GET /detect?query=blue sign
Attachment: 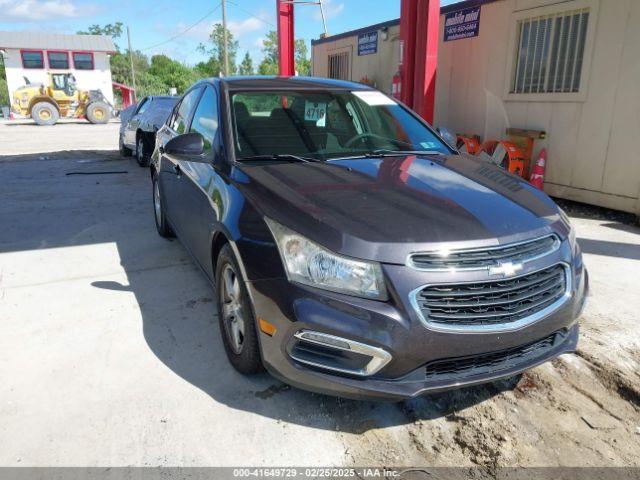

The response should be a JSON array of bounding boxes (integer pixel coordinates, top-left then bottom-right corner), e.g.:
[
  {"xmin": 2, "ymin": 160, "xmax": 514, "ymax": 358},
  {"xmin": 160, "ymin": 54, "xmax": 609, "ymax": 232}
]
[
  {"xmin": 444, "ymin": 6, "xmax": 481, "ymax": 42},
  {"xmin": 358, "ymin": 31, "xmax": 378, "ymax": 56}
]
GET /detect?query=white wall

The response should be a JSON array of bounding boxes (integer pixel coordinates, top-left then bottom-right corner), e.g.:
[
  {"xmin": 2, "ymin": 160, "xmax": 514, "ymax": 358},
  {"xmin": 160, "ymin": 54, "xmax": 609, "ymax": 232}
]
[
  {"xmin": 434, "ymin": 0, "xmax": 640, "ymax": 214},
  {"xmin": 3, "ymin": 49, "xmax": 114, "ymax": 106}
]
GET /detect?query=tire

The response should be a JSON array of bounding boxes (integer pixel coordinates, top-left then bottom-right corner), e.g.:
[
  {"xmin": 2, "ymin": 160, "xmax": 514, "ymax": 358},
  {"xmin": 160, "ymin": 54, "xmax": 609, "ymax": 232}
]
[
  {"xmin": 119, "ymin": 134, "xmax": 132, "ymax": 157},
  {"xmin": 31, "ymin": 102, "xmax": 59, "ymax": 126},
  {"xmin": 215, "ymin": 244, "xmax": 263, "ymax": 375},
  {"xmin": 136, "ymin": 135, "xmax": 149, "ymax": 167},
  {"xmin": 152, "ymin": 172, "xmax": 174, "ymax": 238},
  {"xmin": 86, "ymin": 101, "xmax": 110, "ymax": 124}
]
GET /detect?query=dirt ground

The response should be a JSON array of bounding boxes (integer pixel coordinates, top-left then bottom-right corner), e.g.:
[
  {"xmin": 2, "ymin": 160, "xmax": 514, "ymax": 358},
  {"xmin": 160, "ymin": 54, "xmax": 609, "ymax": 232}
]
[{"xmin": 0, "ymin": 121, "xmax": 638, "ymax": 470}]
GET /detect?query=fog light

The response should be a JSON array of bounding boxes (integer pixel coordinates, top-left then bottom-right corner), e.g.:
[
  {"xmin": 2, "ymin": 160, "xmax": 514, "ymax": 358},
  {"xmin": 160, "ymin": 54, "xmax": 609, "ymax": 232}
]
[{"xmin": 290, "ymin": 330, "xmax": 392, "ymax": 376}]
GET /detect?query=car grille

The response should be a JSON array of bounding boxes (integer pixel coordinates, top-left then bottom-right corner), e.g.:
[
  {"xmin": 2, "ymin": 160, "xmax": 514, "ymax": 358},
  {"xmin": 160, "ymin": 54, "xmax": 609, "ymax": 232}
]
[
  {"xmin": 425, "ymin": 330, "xmax": 564, "ymax": 380},
  {"xmin": 415, "ymin": 264, "xmax": 567, "ymax": 327},
  {"xmin": 409, "ymin": 235, "xmax": 559, "ymax": 271}
]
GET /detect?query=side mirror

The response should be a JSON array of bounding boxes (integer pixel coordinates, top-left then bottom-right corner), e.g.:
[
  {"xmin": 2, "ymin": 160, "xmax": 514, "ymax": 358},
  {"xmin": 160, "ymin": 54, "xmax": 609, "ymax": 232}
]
[{"xmin": 164, "ymin": 132, "xmax": 205, "ymax": 157}]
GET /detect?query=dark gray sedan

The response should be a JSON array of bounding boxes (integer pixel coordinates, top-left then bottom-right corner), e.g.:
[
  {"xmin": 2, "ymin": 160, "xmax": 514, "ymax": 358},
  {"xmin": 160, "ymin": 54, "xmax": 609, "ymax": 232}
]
[
  {"xmin": 119, "ymin": 96, "xmax": 177, "ymax": 166},
  {"xmin": 150, "ymin": 76, "xmax": 588, "ymax": 401}
]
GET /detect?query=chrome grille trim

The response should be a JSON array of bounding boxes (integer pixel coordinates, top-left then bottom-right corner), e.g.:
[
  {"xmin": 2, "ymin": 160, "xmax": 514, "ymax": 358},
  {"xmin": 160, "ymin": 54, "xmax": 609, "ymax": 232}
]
[
  {"xmin": 409, "ymin": 263, "xmax": 572, "ymax": 334},
  {"xmin": 407, "ymin": 234, "xmax": 560, "ymax": 272},
  {"xmin": 290, "ymin": 330, "xmax": 392, "ymax": 377}
]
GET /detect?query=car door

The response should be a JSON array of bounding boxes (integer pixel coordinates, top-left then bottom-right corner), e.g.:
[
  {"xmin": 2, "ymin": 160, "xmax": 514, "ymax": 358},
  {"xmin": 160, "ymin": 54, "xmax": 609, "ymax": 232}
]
[
  {"xmin": 173, "ymin": 85, "xmax": 222, "ymax": 271},
  {"xmin": 157, "ymin": 87, "xmax": 204, "ymax": 238},
  {"xmin": 124, "ymin": 97, "xmax": 149, "ymax": 147}
]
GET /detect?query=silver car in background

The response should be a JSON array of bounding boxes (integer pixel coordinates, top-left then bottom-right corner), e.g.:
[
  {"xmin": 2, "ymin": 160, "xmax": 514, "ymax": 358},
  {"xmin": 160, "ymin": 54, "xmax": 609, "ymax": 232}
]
[{"xmin": 119, "ymin": 96, "xmax": 177, "ymax": 166}]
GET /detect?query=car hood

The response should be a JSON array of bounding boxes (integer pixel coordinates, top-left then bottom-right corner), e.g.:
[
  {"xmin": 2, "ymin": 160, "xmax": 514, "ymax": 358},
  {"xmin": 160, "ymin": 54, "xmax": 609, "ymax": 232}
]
[{"xmin": 235, "ymin": 154, "xmax": 564, "ymax": 264}]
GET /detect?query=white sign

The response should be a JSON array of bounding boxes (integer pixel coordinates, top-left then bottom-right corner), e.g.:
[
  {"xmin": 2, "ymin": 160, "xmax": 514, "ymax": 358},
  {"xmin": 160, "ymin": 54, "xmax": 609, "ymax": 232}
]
[
  {"xmin": 304, "ymin": 101, "xmax": 327, "ymax": 127},
  {"xmin": 352, "ymin": 91, "xmax": 397, "ymax": 106}
]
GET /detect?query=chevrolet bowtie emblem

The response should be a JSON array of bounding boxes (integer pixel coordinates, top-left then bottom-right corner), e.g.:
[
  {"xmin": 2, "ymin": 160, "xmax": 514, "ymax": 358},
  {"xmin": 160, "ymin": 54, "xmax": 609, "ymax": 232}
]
[{"xmin": 488, "ymin": 261, "xmax": 523, "ymax": 277}]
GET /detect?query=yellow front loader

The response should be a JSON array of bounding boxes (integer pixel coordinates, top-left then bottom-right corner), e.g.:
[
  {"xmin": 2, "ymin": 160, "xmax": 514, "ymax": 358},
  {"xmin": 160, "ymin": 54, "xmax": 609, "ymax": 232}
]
[{"xmin": 11, "ymin": 73, "xmax": 112, "ymax": 126}]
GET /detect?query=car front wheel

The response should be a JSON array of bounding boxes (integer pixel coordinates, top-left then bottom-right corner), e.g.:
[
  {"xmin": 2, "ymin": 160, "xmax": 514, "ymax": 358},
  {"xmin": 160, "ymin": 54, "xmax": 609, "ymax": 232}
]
[
  {"xmin": 136, "ymin": 136, "xmax": 149, "ymax": 167},
  {"xmin": 152, "ymin": 173, "xmax": 174, "ymax": 238},
  {"xmin": 215, "ymin": 244, "xmax": 263, "ymax": 374}
]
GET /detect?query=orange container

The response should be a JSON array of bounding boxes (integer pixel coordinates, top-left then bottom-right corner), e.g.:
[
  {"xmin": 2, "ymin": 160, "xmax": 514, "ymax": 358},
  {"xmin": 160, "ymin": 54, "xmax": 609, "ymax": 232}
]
[
  {"xmin": 456, "ymin": 136, "xmax": 480, "ymax": 155},
  {"xmin": 477, "ymin": 140, "xmax": 526, "ymax": 178}
]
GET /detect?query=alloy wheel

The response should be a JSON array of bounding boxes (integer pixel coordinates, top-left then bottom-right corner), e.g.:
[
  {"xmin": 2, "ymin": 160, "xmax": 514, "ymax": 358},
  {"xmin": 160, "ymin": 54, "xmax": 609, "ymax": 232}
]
[
  {"xmin": 220, "ymin": 264, "xmax": 246, "ymax": 354},
  {"xmin": 137, "ymin": 138, "xmax": 144, "ymax": 163},
  {"xmin": 153, "ymin": 180, "xmax": 162, "ymax": 227}
]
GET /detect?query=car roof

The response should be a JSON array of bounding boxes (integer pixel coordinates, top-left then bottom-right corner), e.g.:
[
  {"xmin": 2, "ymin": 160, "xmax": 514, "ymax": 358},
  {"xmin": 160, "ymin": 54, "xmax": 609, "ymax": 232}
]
[{"xmin": 199, "ymin": 76, "xmax": 375, "ymax": 91}]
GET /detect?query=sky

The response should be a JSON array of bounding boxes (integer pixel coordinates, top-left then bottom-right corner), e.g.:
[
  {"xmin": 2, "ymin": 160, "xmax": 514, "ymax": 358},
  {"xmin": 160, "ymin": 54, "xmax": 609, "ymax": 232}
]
[{"xmin": 0, "ymin": 0, "xmax": 461, "ymax": 66}]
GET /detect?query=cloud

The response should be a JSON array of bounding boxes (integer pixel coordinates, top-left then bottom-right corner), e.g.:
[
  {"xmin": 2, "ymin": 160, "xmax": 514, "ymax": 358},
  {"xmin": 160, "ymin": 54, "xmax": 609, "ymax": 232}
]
[
  {"xmin": 170, "ymin": 16, "xmax": 266, "ymax": 43},
  {"xmin": 313, "ymin": 0, "xmax": 344, "ymax": 20},
  {"xmin": 0, "ymin": 0, "xmax": 95, "ymax": 21},
  {"xmin": 228, "ymin": 17, "xmax": 264, "ymax": 38},
  {"xmin": 169, "ymin": 20, "xmax": 213, "ymax": 42}
]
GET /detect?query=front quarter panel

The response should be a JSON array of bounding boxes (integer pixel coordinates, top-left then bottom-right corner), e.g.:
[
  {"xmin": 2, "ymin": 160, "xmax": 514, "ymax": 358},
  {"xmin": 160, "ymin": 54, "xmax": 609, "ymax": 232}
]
[{"xmin": 214, "ymin": 165, "xmax": 286, "ymax": 282}]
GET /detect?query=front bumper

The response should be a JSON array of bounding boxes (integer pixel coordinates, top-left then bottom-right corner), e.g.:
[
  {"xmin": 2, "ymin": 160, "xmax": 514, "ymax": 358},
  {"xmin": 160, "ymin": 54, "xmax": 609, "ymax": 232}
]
[{"xmin": 247, "ymin": 258, "xmax": 588, "ymax": 401}]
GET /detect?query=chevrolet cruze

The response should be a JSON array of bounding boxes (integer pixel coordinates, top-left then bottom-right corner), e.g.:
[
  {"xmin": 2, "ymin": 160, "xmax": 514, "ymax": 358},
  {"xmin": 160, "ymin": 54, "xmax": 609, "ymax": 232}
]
[{"xmin": 150, "ymin": 76, "xmax": 588, "ymax": 400}]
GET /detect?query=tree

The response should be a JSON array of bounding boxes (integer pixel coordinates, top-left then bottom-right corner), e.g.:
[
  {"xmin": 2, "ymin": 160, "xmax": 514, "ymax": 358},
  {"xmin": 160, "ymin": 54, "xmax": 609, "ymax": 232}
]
[
  {"xmin": 135, "ymin": 72, "xmax": 169, "ymax": 97},
  {"xmin": 193, "ymin": 58, "xmax": 221, "ymax": 78},
  {"xmin": 258, "ymin": 31, "xmax": 278, "ymax": 75},
  {"xmin": 148, "ymin": 55, "xmax": 197, "ymax": 94},
  {"xmin": 258, "ymin": 31, "xmax": 310, "ymax": 75},
  {"xmin": 0, "ymin": 78, "xmax": 8, "ymax": 107},
  {"xmin": 110, "ymin": 50, "xmax": 149, "ymax": 86},
  {"xmin": 0, "ymin": 56, "xmax": 8, "ymax": 107},
  {"xmin": 295, "ymin": 39, "xmax": 311, "ymax": 76},
  {"xmin": 198, "ymin": 23, "xmax": 238, "ymax": 75},
  {"xmin": 238, "ymin": 52, "xmax": 254, "ymax": 76},
  {"xmin": 77, "ymin": 22, "xmax": 124, "ymax": 49}
]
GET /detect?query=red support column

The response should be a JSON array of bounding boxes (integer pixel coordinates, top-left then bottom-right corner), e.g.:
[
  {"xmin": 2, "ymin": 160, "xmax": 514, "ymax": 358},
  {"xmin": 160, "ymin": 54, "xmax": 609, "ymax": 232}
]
[
  {"xmin": 277, "ymin": 0, "xmax": 295, "ymax": 76},
  {"xmin": 412, "ymin": 0, "xmax": 440, "ymax": 123},
  {"xmin": 399, "ymin": 0, "xmax": 418, "ymax": 107}
]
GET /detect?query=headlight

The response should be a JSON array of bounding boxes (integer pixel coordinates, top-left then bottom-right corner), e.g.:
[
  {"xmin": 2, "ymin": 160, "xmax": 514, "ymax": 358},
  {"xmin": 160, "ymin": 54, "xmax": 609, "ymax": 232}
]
[{"xmin": 266, "ymin": 218, "xmax": 387, "ymax": 300}]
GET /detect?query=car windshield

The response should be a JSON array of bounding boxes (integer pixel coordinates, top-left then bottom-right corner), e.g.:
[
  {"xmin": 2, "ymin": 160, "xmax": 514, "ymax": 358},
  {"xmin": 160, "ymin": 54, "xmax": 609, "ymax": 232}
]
[{"xmin": 230, "ymin": 90, "xmax": 452, "ymax": 161}]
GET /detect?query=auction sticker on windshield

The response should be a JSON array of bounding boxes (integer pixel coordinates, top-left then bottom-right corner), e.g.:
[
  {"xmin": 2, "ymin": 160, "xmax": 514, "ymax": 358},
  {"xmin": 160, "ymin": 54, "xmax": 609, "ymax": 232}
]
[
  {"xmin": 352, "ymin": 91, "xmax": 396, "ymax": 106},
  {"xmin": 304, "ymin": 101, "xmax": 327, "ymax": 127}
]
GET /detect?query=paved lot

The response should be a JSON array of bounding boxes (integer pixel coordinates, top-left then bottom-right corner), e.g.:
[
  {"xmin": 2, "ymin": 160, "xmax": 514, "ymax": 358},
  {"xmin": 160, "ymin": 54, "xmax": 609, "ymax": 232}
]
[
  {"xmin": 0, "ymin": 119, "xmax": 118, "ymax": 155},
  {"xmin": 0, "ymin": 122, "xmax": 638, "ymax": 468}
]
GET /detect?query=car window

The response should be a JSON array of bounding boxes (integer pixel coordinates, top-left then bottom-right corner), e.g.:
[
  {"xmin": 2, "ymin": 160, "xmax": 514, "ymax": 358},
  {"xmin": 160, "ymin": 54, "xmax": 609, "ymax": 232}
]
[
  {"xmin": 157, "ymin": 98, "xmax": 178, "ymax": 107},
  {"xmin": 136, "ymin": 98, "xmax": 150, "ymax": 115},
  {"xmin": 51, "ymin": 74, "xmax": 67, "ymax": 90},
  {"xmin": 189, "ymin": 86, "xmax": 218, "ymax": 154},
  {"xmin": 171, "ymin": 88, "xmax": 203, "ymax": 134}
]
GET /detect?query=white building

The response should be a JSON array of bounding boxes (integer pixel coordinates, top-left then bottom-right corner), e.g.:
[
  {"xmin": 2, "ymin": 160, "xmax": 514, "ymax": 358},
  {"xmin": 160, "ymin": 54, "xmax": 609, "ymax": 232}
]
[
  {"xmin": 0, "ymin": 31, "xmax": 117, "ymax": 106},
  {"xmin": 312, "ymin": 0, "xmax": 640, "ymax": 215}
]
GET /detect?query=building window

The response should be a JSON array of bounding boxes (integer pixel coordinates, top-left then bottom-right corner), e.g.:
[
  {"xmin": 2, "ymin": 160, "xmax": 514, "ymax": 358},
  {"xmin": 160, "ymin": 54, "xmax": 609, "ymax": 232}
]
[
  {"xmin": 47, "ymin": 51, "xmax": 69, "ymax": 69},
  {"xmin": 511, "ymin": 8, "xmax": 590, "ymax": 94},
  {"xmin": 328, "ymin": 52, "xmax": 350, "ymax": 80},
  {"xmin": 73, "ymin": 52, "xmax": 94, "ymax": 70},
  {"xmin": 21, "ymin": 50, "xmax": 44, "ymax": 69}
]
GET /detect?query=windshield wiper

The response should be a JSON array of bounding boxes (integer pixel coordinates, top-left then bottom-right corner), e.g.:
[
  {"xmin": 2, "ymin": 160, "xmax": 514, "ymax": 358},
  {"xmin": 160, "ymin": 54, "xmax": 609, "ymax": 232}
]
[
  {"xmin": 371, "ymin": 149, "xmax": 446, "ymax": 156},
  {"xmin": 237, "ymin": 154, "xmax": 320, "ymax": 163},
  {"xmin": 327, "ymin": 150, "xmax": 445, "ymax": 161}
]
